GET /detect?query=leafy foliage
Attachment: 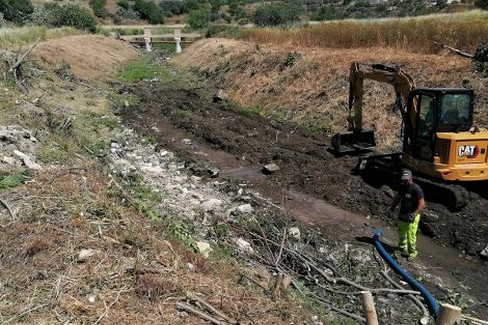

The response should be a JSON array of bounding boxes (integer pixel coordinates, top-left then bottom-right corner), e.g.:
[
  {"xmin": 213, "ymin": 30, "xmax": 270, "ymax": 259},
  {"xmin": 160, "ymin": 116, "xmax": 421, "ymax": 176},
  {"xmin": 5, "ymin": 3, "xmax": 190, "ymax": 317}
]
[
  {"xmin": 253, "ymin": 2, "xmax": 301, "ymax": 27},
  {"xmin": 89, "ymin": 0, "xmax": 107, "ymax": 18},
  {"xmin": 473, "ymin": 42, "xmax": 488, "ymax": 76},
  {"xmin": 0, "ymin": 171, "xmax": 30, "ymax": 190},
  {"xmin": 134, "ymin": 0, "xmax": 165, "ymax": 24},
  {"xmin": 159, "ymin": 1, "xmax": 189, "ymax": 16},
  {"xmin": 475, "ymin": 0, "xmax": 488, "ymax": 10},
  {"xmin": 0, "ymin": 0, "xmax": 34, "ymax": 25},
  {"xmin": 31, "ymin": 4, "xmax": 96, "ymax": 33},
  {"xmin": 188, "ymin": 9, "xmax": 209, "ymax": 30}
]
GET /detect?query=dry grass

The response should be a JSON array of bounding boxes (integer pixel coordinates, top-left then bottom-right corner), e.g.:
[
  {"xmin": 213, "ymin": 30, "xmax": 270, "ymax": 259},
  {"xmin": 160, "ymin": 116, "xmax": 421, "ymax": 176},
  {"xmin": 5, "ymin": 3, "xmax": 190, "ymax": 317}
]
[
  {"xmin": 172, "ymin": 37, "xmax": 487, "ymax": 149},
  {"xmin": 0, "ymin": 26, "xmax": 82, "ymax": 50},
  {"xmin": 0, "ymin": 169, "xmax": 313, "ymax": 324},
  {"xmin": 33, "ymin": 35, "xmax": 139, "ymax": 81},
  {"xmin": 239, "ymin": 11, "xmax": 488, "ymax": 54}
]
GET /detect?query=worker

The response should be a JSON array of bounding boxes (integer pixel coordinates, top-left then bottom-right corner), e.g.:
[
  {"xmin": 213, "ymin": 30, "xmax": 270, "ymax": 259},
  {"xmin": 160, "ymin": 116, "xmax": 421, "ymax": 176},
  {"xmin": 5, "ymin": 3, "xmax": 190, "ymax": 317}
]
[{"xmin": 389, "ymin": 169, "xmax": 426, "ymax": 261}]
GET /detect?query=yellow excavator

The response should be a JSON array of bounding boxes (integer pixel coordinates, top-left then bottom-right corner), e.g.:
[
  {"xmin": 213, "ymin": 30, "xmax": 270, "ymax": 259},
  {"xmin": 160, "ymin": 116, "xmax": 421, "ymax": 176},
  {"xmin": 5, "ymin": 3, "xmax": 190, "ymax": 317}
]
[{"xmin": 331, "ymin": 61, "xmax": 488, "ymax": 209}]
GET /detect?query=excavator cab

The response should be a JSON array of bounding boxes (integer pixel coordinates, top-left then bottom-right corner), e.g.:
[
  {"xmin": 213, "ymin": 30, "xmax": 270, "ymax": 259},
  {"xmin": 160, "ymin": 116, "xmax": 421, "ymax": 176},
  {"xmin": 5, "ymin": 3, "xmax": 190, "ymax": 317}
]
[
  {"xmin": 402, "ymin": 88, "xmax": 488, "ymax": 182},
  {"xmin": 403, "ymin": 88, "xmax": 474, "ymax": 163}
]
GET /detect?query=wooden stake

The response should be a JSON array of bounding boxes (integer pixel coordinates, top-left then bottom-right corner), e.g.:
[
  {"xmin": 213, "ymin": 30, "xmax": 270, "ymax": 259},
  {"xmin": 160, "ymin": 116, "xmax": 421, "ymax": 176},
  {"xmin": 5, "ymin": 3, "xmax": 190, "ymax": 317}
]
[
  {"xmin": 436, "ymin": 303, "xmax": 462, "ymax": 325},
  {"xmin": 361, "ymin": 291, "xmax": 379, "ymax": 325}
]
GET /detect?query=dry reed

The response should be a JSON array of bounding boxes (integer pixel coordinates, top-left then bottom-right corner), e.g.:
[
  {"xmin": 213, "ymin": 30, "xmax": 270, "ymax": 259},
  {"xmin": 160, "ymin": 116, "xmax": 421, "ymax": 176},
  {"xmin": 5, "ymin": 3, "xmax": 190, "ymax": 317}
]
[{"xmin": 238, "ymin": 11, "xmax": 488, "ymax": 54}]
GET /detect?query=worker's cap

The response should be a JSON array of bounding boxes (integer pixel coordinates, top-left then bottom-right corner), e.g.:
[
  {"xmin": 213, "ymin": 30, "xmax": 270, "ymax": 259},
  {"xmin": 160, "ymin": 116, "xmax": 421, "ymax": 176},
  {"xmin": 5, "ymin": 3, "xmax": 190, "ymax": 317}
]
[{"xmin": 401, "ymin": 169, "xmax": 413, "ymax": 181}]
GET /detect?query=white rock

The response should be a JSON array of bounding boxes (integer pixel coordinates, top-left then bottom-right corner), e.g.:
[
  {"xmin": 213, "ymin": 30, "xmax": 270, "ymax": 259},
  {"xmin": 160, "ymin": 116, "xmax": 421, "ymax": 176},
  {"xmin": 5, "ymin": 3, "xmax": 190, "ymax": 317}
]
[
  {"xmin": 235, "ymin": 237, "xmax": 254, "ymax": 254},
  {"xmin": 237, "ymin": 204, "xmax": 254, "ymax": 214},
  {"xmin": 288, "ymin": 227, "xmax": 301, "ymax": 240},
  {"xmin": 201, "ymin": 199, "xmax": 223, "ymax": 211},
  {"xmin": 77, "ymin": 249, "xmax": 99, "ymax": 262},
  {"xmin": 13, "ymin": 150, "xmax": 41, "ymax": 170},
  {"xmin": 196, "ymin": 241, "xmax": 212, "ymax": 258}
]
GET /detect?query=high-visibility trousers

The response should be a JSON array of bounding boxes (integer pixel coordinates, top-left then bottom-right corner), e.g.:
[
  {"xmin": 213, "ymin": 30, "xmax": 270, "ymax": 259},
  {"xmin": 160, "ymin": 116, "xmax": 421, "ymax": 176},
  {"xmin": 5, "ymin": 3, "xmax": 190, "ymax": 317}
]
[{"xmin": 398, "ymin": 213, "xmax": 420, "ymax": 258}]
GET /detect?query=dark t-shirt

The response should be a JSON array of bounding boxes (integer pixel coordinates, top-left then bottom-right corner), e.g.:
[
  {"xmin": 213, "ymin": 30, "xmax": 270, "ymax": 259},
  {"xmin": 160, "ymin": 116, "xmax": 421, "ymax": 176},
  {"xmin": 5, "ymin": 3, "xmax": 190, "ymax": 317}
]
[{"xmin": 399, "ymin": 183, "xmax": 424, "ymax": 215}]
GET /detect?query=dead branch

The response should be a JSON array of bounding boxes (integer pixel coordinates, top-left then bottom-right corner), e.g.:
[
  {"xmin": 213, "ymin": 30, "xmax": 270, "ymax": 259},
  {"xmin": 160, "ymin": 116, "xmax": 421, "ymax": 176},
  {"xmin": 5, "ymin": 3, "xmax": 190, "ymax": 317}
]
[
  {"xmin": 3, "ymin": 302, "xmax": 51, "ymax": 324},
  {"xmin": 176, "ymin": 302, "xmax": 225, "ymax": 325},
  {"xmin": 250, "ymin": 230, "xmax": 370, "ymax": 291},
  {"xmin": 0, "ymin": 197, "xmax": 15, "ymax": 219},
  {"xmin": 361, "ymin": 291, "xmax": 379, "ymax": 325},
  {"xmin": 187, "ymin": 293, "xmax": 238, "ymax": 324},
  {"xmin": 92, "ymin": 286, "xmax": 129, "ymax": 325},
  {"xmin": 9, "ymin": 39, "xmax": 41, "ymax": 73},
  {"xmin": 380, "ymin": 270, "xmax": 429, "ymax": 318},
  {"xmin": 317, "ymin": 283, "xmax": 420, "ymax": 296},
  {"xmin": 461, "ymin": 315, "xmax": 488, "ymax": 325},
  {"xmin": 0, "ymin": 39, "xmax": 40, "ymax": 92},
  {"xmin": 434, "ymin": 41, "xmax": 474, "ymax": 59},
  {"xmin": 312, "ymin": 294, "xmax": 367, "ymax": 323}
]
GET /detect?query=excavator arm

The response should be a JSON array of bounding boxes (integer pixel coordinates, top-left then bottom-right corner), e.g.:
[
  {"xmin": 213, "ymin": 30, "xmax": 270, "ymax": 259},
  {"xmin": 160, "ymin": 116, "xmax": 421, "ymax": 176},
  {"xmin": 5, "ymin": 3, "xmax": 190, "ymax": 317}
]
[
  {"xmin": 331, "ymin": 61, "xmax": 416, "ymax": 154},
  {"xmin": 348, "ymin": 61, "xmax": 416, "ymax": 131}
]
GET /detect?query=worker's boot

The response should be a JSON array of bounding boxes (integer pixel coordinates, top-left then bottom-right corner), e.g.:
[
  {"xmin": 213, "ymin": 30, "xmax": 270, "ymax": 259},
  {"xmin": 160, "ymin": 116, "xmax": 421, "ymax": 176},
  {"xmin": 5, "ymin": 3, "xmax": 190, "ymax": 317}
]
[{"xmin": 407, "ymin": 252, "xmax": 418, "ymax": 262}]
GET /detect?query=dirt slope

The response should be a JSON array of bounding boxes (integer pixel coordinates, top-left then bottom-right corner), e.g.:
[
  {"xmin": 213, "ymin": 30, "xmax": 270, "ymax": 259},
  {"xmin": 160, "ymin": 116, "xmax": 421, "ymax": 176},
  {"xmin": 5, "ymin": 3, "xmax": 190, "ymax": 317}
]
[
  {"xmin": 0, "ymin": 35, "xmax": 321, "ymax": 324},
  {"xmin": 168, "ymin": 38, "xmax": 488, "ymax": 252},
  {"xmin": 116, "ymin": 38, "xmax": 488, "ymax": 319},
  {"xmin": 2, "ymin": 33, "xmax": 487, "ymax": 324}
]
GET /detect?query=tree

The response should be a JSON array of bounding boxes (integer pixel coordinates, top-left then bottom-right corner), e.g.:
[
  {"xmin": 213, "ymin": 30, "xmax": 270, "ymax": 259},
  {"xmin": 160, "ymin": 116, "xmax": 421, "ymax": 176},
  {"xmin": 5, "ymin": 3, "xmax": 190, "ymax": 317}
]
[
  {"xmin": 134, "ymin": 0, "xmax": 165, "ymax": 24},
  {"xmin": 31, "ymin": 3, "xmax": 97, "ymax": 33},
  {"xmin": 0, "ymin": 0, "xmax": 34, "ymax": 25},
  {"xmin": 253, "ymin": 3, "xmax": 301, "ymax": 27},
  {"xmin": 89, "ymin": 0, "xmax": 107, "ymax": 18},
  {"xmin": 474, "ymin": 0, "xmax": 488, "ymax": 9},
  {"xmin": 187, "ymin": 9, "xmax": 208, "ymax": 29}
]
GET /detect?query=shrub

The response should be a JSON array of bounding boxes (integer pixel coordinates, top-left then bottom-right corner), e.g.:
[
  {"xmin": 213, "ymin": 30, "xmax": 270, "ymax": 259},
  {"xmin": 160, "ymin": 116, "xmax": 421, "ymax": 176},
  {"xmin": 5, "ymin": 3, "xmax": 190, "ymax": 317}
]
[
  {"xmin": 160, "ymin": 1, "xmax": 188, "ymax": 16},
  {"xmin": 117, "ymin": 0, "xmax": 130, "ymax": 10},
  {"xmin": 311, "ymin": 5, "xmax": 338, "ymax": 21},
  {"xmin": 475, "ymin": 0, "xmax": 488, "ymax": 9},
  {"xmin": 134, "ymin": 0, "xmax": 165, "ymax": 24},
  {"xmin": 253, "ymin": 3, "xmax": 302, "ymax": 27},
  {"xmin": 89, "ymin": 0, "xmax": 107, "ymax": 18},
  {"xmin": 187, "ymin": 9, "xmax": 208, "ymax": 30},
  {"xmin": 473, "ymin": 42, "xmax": 488, "ymax": 76},
  {"xmin": 32, "ymin": 4, "xmax": 97, "ymax": 33},
  {"xmin": 0, "ymin": 0, "xmax": 34, "ymax": 25}
]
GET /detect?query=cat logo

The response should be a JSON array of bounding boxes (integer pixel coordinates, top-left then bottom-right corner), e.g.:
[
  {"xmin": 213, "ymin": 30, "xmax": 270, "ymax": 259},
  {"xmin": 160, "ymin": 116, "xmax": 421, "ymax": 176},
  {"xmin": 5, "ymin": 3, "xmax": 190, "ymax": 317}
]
[{"xmin": 458, "ymin": 145, "xmax": 479, "ymax": 158}]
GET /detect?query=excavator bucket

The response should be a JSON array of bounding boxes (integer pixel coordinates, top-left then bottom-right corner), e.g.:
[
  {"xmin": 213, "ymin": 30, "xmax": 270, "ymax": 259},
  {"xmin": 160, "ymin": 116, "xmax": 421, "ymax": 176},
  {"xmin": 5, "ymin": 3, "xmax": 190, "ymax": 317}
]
[{"xmin": 331, "ymin": 130, "xmax": 376, "ymax": 154}]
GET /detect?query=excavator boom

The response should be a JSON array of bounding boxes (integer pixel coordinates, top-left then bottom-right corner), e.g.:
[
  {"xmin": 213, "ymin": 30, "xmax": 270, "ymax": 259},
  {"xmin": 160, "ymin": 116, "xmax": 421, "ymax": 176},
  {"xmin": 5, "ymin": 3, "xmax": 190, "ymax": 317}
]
[{"xmin": 331, "ymin": 61, "xmax": 415, "ymax": 154}]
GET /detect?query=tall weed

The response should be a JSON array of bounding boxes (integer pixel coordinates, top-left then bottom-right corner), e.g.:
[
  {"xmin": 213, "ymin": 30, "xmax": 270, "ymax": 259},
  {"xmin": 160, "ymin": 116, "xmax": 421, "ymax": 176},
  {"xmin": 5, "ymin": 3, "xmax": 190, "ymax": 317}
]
[{"xmin": 239, "ymin": 11, "xmax": 488, "ymax": 54}]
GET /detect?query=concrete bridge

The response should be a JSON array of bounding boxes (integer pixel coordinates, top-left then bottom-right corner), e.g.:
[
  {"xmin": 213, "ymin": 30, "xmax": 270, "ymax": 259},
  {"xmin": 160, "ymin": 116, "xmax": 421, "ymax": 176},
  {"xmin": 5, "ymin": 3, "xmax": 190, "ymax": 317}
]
[{"xmin": 119, "ymin": 28, "xmax": 202, "ymax": 53}]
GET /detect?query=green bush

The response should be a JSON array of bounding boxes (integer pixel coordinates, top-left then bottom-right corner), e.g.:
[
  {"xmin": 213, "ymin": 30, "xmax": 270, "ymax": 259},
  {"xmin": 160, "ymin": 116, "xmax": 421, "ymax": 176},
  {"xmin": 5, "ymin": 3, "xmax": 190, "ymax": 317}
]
[
  {"xmin": 311, "ymin": 5, "xmax": 338, "ymax": 21},
  {"xmin": 134, "ymin": 0, "xmax": 165, "ymax": 24},
  {"xmin": 160, "ymin": 1, "xmax": 188, "ymax": 16},
  {"xmin": 253, "ymin": 3, "xmax": 301, "ymax": 27},
  {"xmin": 475, "ymin": 0, "xmax": 488, "ymax": 9},
  {"xmin": 0, "ymin": 0, "xmax": 34, "ymax": 25},
  {"xmin": 117, "ymin": 0, "xmax": 130, "ymax": 10},
  {"xmin": 89, "ymin": 0, "xmax": 107, "ymax": 18},
  {"xmin": 188, "ymin": 9, "xmax": 208, "ymax": 30},
  {"xmin": 32, "ymin": 4, "xmax": 97, "ymax": 33}
]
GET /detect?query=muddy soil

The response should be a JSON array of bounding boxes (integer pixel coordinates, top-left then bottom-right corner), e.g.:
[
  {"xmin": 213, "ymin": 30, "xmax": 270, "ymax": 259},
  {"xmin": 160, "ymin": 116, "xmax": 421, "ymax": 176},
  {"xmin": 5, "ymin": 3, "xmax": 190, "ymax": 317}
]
[{"xmin": 118, "ymin": 79, "xmax": 488, "ymax": 317}]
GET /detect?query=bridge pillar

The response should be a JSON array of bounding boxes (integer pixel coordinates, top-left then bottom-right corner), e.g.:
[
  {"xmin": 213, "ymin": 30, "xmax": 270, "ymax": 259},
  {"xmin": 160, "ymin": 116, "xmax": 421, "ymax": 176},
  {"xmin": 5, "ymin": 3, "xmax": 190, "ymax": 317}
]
[
  {"xmin": 174, "ymin": 29, "xmax": 182, "ymax": 53},
  {"xmin": 144, "ymin": 27, "xmax": 152, "ymax": 52}
]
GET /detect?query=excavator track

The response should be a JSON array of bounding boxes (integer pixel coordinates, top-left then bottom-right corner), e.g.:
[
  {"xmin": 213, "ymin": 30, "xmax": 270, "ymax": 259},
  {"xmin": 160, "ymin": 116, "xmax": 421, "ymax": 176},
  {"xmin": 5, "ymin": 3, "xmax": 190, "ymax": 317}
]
[
  {"xmin": 355, "ymin": 153, "xmax": 471, "ymax": 211},
  {"xmin": 413, "ymin": 177, "xmax": 469, "ymax": 211}
]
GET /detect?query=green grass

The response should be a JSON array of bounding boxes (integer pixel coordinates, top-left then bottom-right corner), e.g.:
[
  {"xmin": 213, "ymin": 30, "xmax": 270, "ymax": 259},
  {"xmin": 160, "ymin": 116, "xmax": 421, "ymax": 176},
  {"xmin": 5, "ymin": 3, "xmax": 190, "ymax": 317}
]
[
  {"xmin": 0, "ymin": 171, "xmax": 30, "ymax": 190},
  {"xmin": 118, "ymin": 56, "xmax": 173, "ymax": 84}
]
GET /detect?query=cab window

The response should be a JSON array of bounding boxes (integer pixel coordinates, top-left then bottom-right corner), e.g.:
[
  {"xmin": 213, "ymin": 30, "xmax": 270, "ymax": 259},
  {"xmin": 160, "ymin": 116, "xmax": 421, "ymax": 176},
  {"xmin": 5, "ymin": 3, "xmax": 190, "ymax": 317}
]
[{"xmin": 440, "ymin": 94, "xmax": 470, "ymax": 125}]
